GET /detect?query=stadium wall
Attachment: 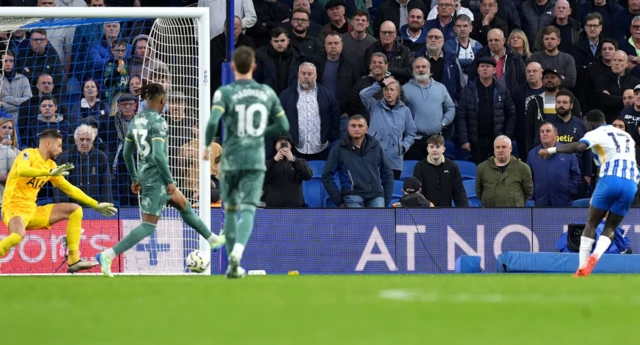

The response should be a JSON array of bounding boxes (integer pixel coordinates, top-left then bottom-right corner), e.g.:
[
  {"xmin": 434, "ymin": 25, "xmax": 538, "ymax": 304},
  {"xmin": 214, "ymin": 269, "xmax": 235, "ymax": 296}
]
[{"xmin": 2, "ymin": 208, "xmax": 640, "ymax": 274}]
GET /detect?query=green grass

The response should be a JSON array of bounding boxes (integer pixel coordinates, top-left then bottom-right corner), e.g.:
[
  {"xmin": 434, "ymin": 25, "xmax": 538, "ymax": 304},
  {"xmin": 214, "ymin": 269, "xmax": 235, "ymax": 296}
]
[{"xmin": 1, "ymin": 274, "xmax": 638, "ymax": 345}]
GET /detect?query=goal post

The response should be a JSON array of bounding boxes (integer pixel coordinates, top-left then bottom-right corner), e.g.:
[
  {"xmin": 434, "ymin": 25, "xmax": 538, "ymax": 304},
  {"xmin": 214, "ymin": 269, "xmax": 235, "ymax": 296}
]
[{"xmin": 0, "ymin": 7, "xmax": 212, "ymax": 275}]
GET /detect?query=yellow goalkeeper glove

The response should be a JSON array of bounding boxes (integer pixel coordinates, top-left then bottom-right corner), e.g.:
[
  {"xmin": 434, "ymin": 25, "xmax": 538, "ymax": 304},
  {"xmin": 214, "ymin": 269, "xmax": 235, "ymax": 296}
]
[
  {"xmin": 50, "ymin": 163, "xmax": 74, "ymax": 176},
  {"xmin": 94, "ymin": 202, "xmax": 117, "ymax": 217}
]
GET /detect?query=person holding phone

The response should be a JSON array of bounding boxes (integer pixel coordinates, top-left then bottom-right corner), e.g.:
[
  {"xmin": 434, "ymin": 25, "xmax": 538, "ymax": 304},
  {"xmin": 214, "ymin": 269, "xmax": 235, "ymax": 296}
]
[{"xmin": 263, "ymin": 132, "xmax": 313, "ymax": 207}]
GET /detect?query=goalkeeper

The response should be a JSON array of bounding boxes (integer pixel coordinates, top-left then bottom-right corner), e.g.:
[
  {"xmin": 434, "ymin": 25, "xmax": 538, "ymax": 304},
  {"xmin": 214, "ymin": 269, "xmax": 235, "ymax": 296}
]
[
  {"xmin": 0, "ymin": 129, "xmax": 117, "ymax": 273},
  {"xmin": 96, "ymin": 83, "xmax": 225, "ymax": 277}
]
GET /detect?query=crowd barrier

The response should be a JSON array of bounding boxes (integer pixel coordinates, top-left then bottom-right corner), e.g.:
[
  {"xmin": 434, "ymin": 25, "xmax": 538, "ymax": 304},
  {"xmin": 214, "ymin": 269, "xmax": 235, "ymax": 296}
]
[{"xmin": 2, "ymin": 208, "xmax": 639, "ymax": 274}]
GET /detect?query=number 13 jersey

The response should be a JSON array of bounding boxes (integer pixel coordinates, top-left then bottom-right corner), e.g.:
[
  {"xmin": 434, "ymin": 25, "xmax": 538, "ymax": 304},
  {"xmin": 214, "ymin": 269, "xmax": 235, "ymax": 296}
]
[
  {"xmin": 126, "ymin": 108, "xmax": 170, "ymax": 186},
  {"xmin": 580, "ymin": 125, "xmax": 640, "ymax": 183},
  {"xmin": 212, "ymin": 79, "xmax": 285, "ymax": 172}
]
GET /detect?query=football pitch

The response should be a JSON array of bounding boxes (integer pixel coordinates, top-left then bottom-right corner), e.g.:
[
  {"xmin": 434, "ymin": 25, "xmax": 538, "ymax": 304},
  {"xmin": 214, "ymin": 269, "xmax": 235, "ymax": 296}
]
[{"xmin": 1, "ymin": 274, "xmax": 638, "ymax": 345}]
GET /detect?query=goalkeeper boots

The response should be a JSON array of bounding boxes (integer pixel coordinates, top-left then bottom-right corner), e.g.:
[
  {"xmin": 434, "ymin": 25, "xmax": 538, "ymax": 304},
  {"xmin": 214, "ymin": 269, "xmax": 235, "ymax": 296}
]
[
  {"xmin": 225, "ymin": 254, "xmax": 246, "ymax": 279},
  {"xmin": 96, "ymin": 252, "xmax": 114, "ymax": 278},
  {"xmin": 67, "ymin": 259, "xmax": 99, "ymax": 274}
]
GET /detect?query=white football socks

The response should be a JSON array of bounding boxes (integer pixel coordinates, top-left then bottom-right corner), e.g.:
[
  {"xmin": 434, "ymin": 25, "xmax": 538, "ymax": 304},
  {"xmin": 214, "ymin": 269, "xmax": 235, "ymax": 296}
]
[
  {"xmin": 231, "ymin": 243, "xmax": 245, "ymax": 261},
  {"xmin": 206, "ymin": 233, "xmax": 219, "ymax": 245},
  {"xmin": 593, "ymin": 236, "xmax": 612, "ymax": 259},
  {"xmin": 579, "ymin": 236, "xmax": 595, "ymax": 267},
  {"xmin": 103, "ymin": 248, "xmax": 116, "ymax": 261}
]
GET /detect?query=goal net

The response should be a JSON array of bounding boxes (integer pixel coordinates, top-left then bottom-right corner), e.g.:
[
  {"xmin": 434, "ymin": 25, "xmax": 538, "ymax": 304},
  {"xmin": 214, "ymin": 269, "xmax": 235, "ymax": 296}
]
[{"xmin": 0, "ymin": 8, "xmax": 212, "ymax": 275}]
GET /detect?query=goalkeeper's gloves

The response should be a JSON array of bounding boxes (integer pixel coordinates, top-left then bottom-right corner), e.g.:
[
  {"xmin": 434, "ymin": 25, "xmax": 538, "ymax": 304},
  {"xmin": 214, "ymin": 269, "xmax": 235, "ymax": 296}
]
[
  {"xmin": 50, "ymin": 163, "xmax": 74, "ymax": 176},
  {"xmin": 94, "ymin": 202, "xmax": 117, "ymax": 217}
]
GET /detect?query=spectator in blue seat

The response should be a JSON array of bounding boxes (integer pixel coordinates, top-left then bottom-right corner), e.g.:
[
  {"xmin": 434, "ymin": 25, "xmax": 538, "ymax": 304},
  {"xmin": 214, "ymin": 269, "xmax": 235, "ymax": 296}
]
[
  {"xmin": 56, "ymin": 124, "xmax": 112, "ymax": 204},
  {"xmin": 263, "ymin": 132, "xmax": 313, "ymax": 207},
  {"xmin": 413, "ymin": 134, "xmax": 468, "ymax": 206},
  {"xmin": 527, "ymin": 122, "xmax": 581, "ymax": 206},
  {"xmin": 86, "ymin": 22, "xmax": 131, "ymax": 81},
  {"xmin": 25, "ymin": 95, "xmax": 73, "ymax": 148},
  {"xmin": 15, "ymin": 29, "xmax": 63, "ymax": 96},
  {"xmin": 0, "ymin": 50, "xmax": 33, "ymax": 119},
  {"xmin": 69, "ymin": 79, "xmax": 110, "ymax": 132},
  {"xmin": 361, "ymin": 76, "xmax": 416, "ymax": 179},
  {"xmin": 322, "ymin": 115, "xmax": 394, "ymax": 208}
]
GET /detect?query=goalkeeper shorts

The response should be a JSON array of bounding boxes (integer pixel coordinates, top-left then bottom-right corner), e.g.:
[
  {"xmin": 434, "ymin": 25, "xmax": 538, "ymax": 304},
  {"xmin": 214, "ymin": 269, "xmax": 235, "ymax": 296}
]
[{"xmin": 2, "ymin": 204, "xmax": 54, "ymax": 230}]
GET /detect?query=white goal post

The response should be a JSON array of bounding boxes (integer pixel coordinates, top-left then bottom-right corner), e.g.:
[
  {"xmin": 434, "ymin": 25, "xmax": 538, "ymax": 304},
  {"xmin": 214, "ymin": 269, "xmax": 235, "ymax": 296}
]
[{"xmin": 0, "ymin": 7, "xmax": 213, "ymax": 275}]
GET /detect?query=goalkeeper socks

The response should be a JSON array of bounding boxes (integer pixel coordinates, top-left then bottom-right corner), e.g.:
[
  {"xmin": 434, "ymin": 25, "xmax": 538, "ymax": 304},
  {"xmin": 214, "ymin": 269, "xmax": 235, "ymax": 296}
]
[
  {"xmin": 66, "ymin": 207, "xmax": 83, "ymax": 264},
  {"xmin": 593, "ymin": 236, "xmax": 612, "ymax": 259},
  {"xmin": 579, "ymin": 236, "xmax": 595, "ymax": 267},
  {"xmin": 236, "ymin": 206, "xmax": 256, "ymax": 247},
  {"xmin": 223, "ymin": 210, "xmax": 238, "ymax": 257},
  {"xmin": 0, "ymin": 233, "xmax": 22, "ymax": 257},
  {"xmin": 179, "ymin": 202, "xmax": 215, "ymax": 240},
  {"xmin": 112, "ymin": 222, "xmax": 157, "ymax": 255}
]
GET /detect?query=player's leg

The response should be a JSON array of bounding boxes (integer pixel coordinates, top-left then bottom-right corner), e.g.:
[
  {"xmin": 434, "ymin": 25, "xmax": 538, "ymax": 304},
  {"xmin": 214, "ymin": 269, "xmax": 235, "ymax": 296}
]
[
  {"xmin": 96, "ymin": 185, "xmax": 164, "ymax": 277},
  {"xmin": 592, "ymin": 179, "xmax": 638, "ymax": 261},
  {"xmin": 227, "ymin": 170, "xmax": 264, "ymax": 278},
  {"xmin": 577, "ymin": 178, "xmax": 615, "ymax": 269},
  {"xmin": 40, "ymin": 203, "xmax": 98, "ymax": 273},
  {"xmin": 0, "ymin": 214, "xmax": 27, "ymax": 258},
  {"xmin": 219, "ymin": 170, "xmax": 241, "ymax": 276},
  {"xmin": 167, "ymin": 187, "xmax": 225, "ymax": 249}
]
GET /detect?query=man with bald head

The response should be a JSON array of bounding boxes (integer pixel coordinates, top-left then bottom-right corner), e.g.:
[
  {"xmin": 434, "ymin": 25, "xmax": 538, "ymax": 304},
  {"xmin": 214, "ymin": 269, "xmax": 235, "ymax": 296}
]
[
  {"xmin": 533, "ymin": 0, "xmax": 580, "ymax": 53},
  {"xmin": 468, "ymin": 28, "xmax": 526, "ymax": 89},
  {"xmin": 594, "ymin": 50, "xmax": 640, "ymax": 123},
  {"xmin": 475, "ymin": 135, "xmax": 533, "ymax": 207},
  {"xmin": 364, "ymin": 20, "xmax": 415, "ymax": 82},
  {"xmin": 512, "ymin": 61, "xmax": 545, "ymax": 158}
]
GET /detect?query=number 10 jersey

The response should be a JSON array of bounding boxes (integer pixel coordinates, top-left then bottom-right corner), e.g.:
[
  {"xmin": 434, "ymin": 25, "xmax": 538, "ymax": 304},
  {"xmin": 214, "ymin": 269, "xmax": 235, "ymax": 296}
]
[{"xmin": 212, "ymin": 79, "xmax": 285, "ymax": 172}]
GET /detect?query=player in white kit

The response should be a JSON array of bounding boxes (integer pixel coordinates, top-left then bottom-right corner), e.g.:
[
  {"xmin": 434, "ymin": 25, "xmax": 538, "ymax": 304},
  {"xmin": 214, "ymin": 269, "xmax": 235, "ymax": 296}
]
[{"xmin": 539, "ymin": 110, "xmax": 640, "ymax": 277}]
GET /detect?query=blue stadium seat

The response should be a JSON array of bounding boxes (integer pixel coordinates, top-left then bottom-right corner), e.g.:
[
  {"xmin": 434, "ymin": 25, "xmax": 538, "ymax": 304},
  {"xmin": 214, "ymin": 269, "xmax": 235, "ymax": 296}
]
[
  {"xmin": 389, "ymin": 180, "xmax": 404, "ymax": 206},
  {"xmin": 400, "ymin": 160, "xmax": 418, "ymax": 180},
  {"xmin": 526, "ymin": 200, "xmax": 534, "ymax": 207},
  {"xmin": 468, "ymin": 196, "xmax": 482, "ymax": 207},
  {"xmin": 573, "ymin": 198, "xmax": 591, "ymax": 207},
  {"xmin": 302, "ymin": 178, "xmax": 324, "ymax": 208},
  {"xmin": 444, "ymin": 140, "xmax": 456, "ymax": 159},
  {"xmin": 463, "ymin": 179, "xmax": 476, "ymax": 198},
  {"xmin": 455, "ymin": 160, "xmax": 477, "ymax": 180},
  {"xmin": 307, "ymin": 160, "xmax": 326, "ymax": 178}
]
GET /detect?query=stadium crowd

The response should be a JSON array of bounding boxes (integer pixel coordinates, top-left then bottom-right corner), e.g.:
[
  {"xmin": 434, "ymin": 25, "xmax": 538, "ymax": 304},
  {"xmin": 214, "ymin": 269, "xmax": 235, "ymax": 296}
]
[{"xmin": 1, "ymin": 0, "xmax": 640, "ymax": 208}]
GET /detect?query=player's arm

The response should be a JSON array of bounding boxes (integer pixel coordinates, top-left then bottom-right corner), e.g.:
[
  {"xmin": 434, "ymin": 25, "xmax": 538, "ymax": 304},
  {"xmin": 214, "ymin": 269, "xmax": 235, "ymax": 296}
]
[
  {"xmin": 151, "ymin": 137, "xmax": 175, "ymax": 185},
  {"xmin": 264, "ymin": 97, "xmax": 290, "ymax": 138},
  {"xmin": 549, "ymin": 141, "xmax": 589, "ymax": 154},
  {"xmin": 204, "ymin": 89, "xmax": 226, "ymax": 151},
  {"xmin": 51, "ymin": 177, "xmax": 99, "ymax": 208},
  {"xmin": 123, "ymin": 137, "xmax": 138, "ymax": 183},
  {"xmin": 13, "ymin": 153, "xmax": 65, "ymax": 177}
]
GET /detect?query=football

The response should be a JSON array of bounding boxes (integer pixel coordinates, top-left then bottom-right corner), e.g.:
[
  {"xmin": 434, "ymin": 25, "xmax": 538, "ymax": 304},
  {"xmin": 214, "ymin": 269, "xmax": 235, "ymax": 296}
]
[{"xmin": 186, "ymin": 250, "xmax": 210, "ymax": 273}]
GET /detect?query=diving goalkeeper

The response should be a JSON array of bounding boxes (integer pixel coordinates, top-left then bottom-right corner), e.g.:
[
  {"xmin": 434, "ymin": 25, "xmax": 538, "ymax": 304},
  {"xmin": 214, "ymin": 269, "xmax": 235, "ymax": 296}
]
[{"xmin": 0, "ymin": 129, "xmax": 117, "ymax": 273}]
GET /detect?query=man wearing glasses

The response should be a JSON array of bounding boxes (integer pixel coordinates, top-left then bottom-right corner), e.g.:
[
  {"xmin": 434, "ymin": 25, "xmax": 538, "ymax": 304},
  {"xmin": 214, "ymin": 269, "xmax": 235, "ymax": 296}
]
[
  {"xmin": 424, "ymin": 0, "xmax": 457, "ymax": 41},
  {"xmin": 363, "ymin": 21, "xmax": 414, "ymax": 83}
]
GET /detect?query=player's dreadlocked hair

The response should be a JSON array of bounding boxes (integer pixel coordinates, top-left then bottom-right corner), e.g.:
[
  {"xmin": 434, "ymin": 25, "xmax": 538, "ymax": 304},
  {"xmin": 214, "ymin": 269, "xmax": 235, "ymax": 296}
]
[{"xmin": 140, "ymin": 83, "xmax": 167, "ymax": 101}]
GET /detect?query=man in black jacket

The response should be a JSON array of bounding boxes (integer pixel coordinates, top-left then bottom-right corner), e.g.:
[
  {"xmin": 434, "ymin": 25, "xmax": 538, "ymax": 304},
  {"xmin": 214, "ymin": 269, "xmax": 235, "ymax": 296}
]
[
  {"xmin": 315, "ymin": 32, "xmax": 360, "ymax": 134},
  {"xmin": 363, "ymin": 21, "xmax": 415, "ymax": 83},
  {"xmin": 322, "ymin": 115, "xmax": 393, "ymax": 207},
  {"xmin": 210, "ymin": 16, "xmax": 255, "ymax": 96},
  {"xmin": 392, "ymin": 177, "xmax": 434, "ymax": 207},
  {"xmin": 372, "ymin": 0, "xmax": 428, "ymax": 39},
  {"xmin": 56, "ymin": 124, "xmax": 112, "ymax": 204},
  {"xmin": 255, "ymin": 26, "xmax": 308, "ymax": 95},
  {"xmin": 412, "ymin": 134, "xmax": 468, "ymax": 206},
  {"xmin": 263, "ymin": 132, "xmax": 313, "ymax": 207},
  {"xmin": 456, "ymin": 57, "xmax": 516, "ymax": 164}
]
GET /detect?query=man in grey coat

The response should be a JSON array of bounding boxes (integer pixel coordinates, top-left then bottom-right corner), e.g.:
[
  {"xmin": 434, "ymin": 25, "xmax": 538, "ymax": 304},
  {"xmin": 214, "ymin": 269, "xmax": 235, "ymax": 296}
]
[{"xmin": 402, "ymin": 57, "xmax": 456, "ymax": 161}]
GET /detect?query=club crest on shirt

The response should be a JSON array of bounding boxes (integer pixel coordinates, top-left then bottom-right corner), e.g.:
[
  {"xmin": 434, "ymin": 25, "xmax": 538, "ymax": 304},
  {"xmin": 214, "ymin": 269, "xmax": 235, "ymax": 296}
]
[{"xmin": 22, "ymin": 152, "xmax": 29, "ymax": 160}]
